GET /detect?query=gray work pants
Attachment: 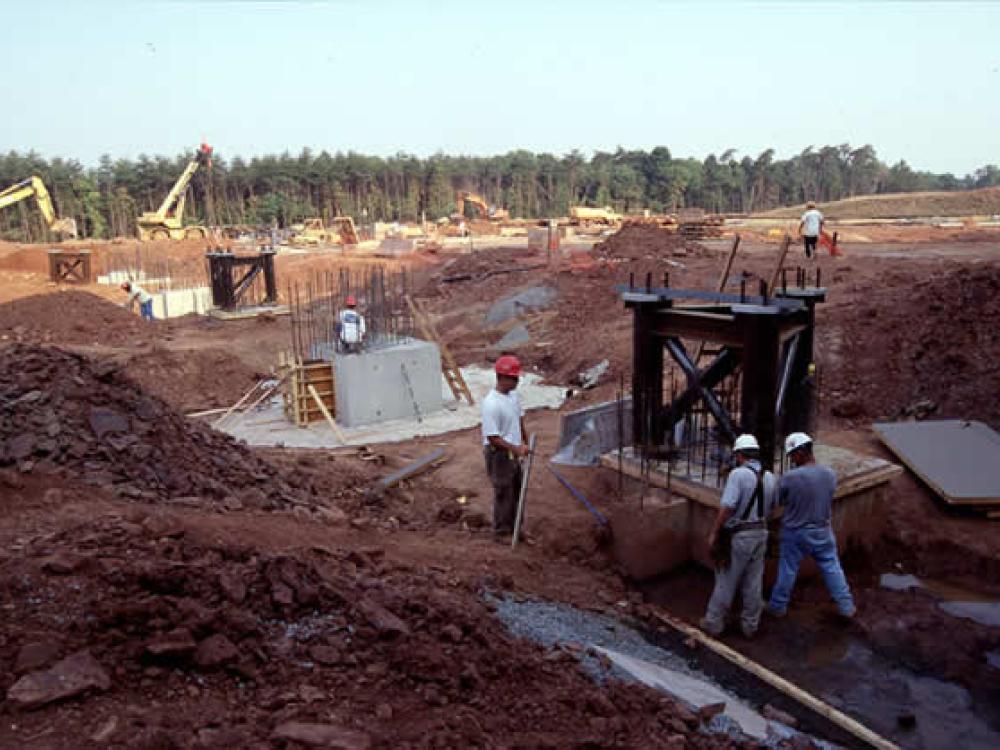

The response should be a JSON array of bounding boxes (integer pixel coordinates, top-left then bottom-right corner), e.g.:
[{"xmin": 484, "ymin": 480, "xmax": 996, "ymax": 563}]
[
  {"xmin": 703, "ymin": 528, "xmax": 768, "ymax": 637},
  {"xmin": 484, "ymin": 446, "xmax": 522, "ymax": 534}
]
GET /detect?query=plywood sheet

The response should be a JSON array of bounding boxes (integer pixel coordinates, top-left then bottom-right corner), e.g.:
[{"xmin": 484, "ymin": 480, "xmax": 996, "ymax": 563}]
[{"xmin": 873, "ymin": 420, "xmax": 1000, "ymax": 506}]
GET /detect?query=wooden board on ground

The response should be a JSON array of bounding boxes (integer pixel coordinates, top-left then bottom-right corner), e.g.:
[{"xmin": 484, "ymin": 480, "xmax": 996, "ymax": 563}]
[{"xmin": 873, "ymin": 420, "xmax": 1000, "ymax": 506}]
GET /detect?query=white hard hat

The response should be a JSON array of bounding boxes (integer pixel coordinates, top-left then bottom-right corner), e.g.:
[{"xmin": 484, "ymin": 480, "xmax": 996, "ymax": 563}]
[
  {"xmin": 785, "ymin": 432, "xmax": 813, "ymax": 455},
  {"xmin": 732, "ymin": 434, "xmax": 759, "ymax": 452}
]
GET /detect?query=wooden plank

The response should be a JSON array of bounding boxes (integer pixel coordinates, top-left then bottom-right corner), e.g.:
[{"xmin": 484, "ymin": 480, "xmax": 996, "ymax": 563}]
[
  {"xmin": 651, "ymin": 609, "xmax": 900, "ymax": 750},
  {"xmin": 214, "ymin": 380, "xmax": 264, "ymax": 428},
  {"xmin": 406, "ymin": 295, "xmax": 475, "ymax": 406},
  {"xmin": 768, "ymin": 235, "xmax": 793, "ymax": 294},
  {"xmin": 307, "ymin": 384, "xmax": 346, "ymax": 443}
]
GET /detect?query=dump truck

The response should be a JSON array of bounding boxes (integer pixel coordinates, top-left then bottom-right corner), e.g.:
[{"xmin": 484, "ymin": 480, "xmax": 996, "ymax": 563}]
[
  {"xmin": 136, "ymin": 143, "xmax": 213, "ymax": 241},
  {"xmin": 0, "ymin": 176, "xmax": 78, "ymax": 239}
]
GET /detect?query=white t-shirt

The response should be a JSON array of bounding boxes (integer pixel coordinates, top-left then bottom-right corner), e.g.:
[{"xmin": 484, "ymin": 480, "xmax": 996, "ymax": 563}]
[
  {"xmin": 481, "ymin": 388, "xmax": 524, "ymax": 447},
  {"xmin": 339, "ymin": 309, "xmax": 366, "ymax": 344},
  {"xmin": 800, "ymin": 208, "xmax": 824, "ymax": 237},
  {"xmin": 128, "ymin": 285, "xmax": 152, "ymax": 305}
]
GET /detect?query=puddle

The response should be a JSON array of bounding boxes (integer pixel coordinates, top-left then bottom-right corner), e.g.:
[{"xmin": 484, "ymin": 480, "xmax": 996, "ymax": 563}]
[
  {"xmin": 797, "ymin": 640, "xmax": 1000, "ymax": 750},
  {"xmin": 880, "ymin": 573, "xmax": 1000, "ymax": 627}
]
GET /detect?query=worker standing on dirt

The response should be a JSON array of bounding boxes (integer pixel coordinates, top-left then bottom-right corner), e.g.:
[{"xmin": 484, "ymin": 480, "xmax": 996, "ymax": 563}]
[
  {"xmin": 338, "ymin": 295, "xmax": 366, "ymax": 353},
  {"xmin": 768, "ymin": 432, "xmax": 856, "ymax": 619},
  {"xmin": 799, "ymin": 202, "xmax": 825, "ymax": 260},
  {"xmin": 700, "ymin": 434, "xmax": 776, "ymax": 638},
  {"xmin": 482, "ymin": 355, "xmax": 531, "ymax": 540},
  {"xmin": 121, "ymin": 281, "xmax": 154, "ymax": 321}
]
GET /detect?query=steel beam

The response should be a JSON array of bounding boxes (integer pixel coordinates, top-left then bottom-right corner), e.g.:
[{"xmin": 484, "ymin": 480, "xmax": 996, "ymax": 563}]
[{"xmin": 665, "ymin": 338, "xmax": 738, "ymax": 444}]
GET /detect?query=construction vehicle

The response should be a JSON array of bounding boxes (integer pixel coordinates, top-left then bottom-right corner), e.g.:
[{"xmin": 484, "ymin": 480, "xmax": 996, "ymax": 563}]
[
  {"xmin": 289, "ymin": 216, "xmax": 359, "ymax": 247},
  {"xmin": 569, "ymin": 206, "xmax": 622, "ymax": 226},
  {"xmin": 136, "ymin": 143, "xmax": 213, "ymax": 241},
  {"xmin": 456, "ymin": 191, "xmax": 509, "ymax": 221},
  {"xmin": 0, "ymin": 176, "xmax": 78, "ymax": 239}
]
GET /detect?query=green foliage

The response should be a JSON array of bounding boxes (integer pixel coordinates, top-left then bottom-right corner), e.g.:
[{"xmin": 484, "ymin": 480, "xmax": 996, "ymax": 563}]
[{"xmin": 0, "ymin": 146, "xmax": 995, "ymax": 240}]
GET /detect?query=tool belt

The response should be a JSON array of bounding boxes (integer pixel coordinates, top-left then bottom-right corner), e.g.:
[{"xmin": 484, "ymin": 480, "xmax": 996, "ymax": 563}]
[{"xmin": 711, "ymin": 469, "xmax": 766, "ymax": 571}]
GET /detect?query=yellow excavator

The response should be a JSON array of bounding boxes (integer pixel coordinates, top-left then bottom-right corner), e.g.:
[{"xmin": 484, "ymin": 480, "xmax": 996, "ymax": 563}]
[
  {"xmin": 136, "ymin": 142, "xmax": 213, "ymax": 241},
  {"xmin": 0, "ymin": 176, "xmax": 78, "ymax": 239},
  {"xmin": 456, "ymin": 191, "xmax": 509, "ymax": 221}
]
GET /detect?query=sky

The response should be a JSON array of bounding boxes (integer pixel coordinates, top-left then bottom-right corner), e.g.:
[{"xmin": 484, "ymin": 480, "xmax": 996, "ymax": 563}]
[{"xmin": 3, "ymin": 0, "xmax": 999, "ymax": 174}]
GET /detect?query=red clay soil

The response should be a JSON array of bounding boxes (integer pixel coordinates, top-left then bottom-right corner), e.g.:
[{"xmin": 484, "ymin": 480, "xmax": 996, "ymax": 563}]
[
  {"xmin": 0, "ymin": 513, "xmax": 760, "ymax": 750},
  {"xmin": 0, "ymin": 290, "xmax": 161, "ymax": 347},
  {"xmin": 0, "ymin": 343, "xmax": 306, "ymax": 507},
  {"xmin": 819, "ymin": 264, "xmax": 1000, "ymax": 428},
  {"xmin": 594, "ymin": 225, "xmax": 713, "ymax": 262}
]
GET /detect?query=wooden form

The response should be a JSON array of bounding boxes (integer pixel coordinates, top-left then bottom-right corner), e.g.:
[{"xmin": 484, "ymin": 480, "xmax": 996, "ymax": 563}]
[
  {"xmin": 47, "ymin": 250, "xmax": 92, "ymax": 284},
  {"xmin": 652, "ymin": 609, "xmax": 900, "ymax": 750},
  {"xmin": 405, "ymin": 295, "xmax": 475, "ymax": 406},
  {"xmin": 279, "ymin": 352, "xmax": 336, "ymax": 426},
  {"xmin": 307, "ymin": 384, "xmax": 346, "ymax": 443}
]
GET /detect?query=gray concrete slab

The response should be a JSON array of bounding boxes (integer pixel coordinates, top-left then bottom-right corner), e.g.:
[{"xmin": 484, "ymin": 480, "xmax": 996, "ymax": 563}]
[
  {"xmin": 334, "ymin": 339, "xmax": 442, "ymax": 428},
  {"xmin": 873, "ymin": 420, "xmax": 1000, "ymax": 505}
]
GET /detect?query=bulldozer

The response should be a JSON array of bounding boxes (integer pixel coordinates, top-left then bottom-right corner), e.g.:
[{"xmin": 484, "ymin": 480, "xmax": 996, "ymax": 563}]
[
  {"xmin": 288, "ymin": 216, "xmax": 359, "ymax": 247},
  {"xmin": 136, "ymin": 143, "xmax": 213, "ymax": 241},
  {"xmin": 568, "ymin": 205, "xmax": 622, "ymax": 226},
  {"xmin": 0, "ymin": 176, "xmax": 78, "ymax": 239}
]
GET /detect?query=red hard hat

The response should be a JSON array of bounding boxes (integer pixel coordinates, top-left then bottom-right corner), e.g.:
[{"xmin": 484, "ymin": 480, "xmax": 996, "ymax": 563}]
[
  {"xmin": 495, "ymin": 355, "xmax": 522, "ymax": 378},
  {"xmin": 346, "ymin": 295, "xmax": 357, "ymax": 306}
]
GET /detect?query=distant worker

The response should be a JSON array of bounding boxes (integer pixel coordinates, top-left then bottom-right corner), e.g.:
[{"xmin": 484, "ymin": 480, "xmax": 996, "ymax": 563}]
[
  {"xmin": 799, "ymin": 201, "xmax": 825, "ymax": 260},
  {"xmin": 121, "ymin": 281, "xmax": 154, "ymax": 321},
  {"xmin": 482, "ymin": 355, "xmax": 531, "ymax": 541},
  {"xmin": 338, "ymin": 295, "xmax": 366, "ymax": 353},
  {"xmin": 700, "ymin": 434, "xmax": 776, "ymax": 638},
  {"xmin": 768, "ymin": 433, "xmax": 856, "ymax": 619}
]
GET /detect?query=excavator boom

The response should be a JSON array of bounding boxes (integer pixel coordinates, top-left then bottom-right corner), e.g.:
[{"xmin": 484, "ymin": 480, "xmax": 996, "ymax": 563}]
[{"xmin": 0, "ymin": 176, "xmax": 78, "ymax": 238}]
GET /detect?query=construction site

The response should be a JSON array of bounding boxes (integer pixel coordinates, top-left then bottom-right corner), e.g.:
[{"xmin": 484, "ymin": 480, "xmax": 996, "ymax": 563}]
[
  {"xmin": 3, "ymin": 0, "xmax": 1000, "ymax": 742},
  {"xmin": 2, "ymin": 177, "xmax": 1000, "ymax": 749}
]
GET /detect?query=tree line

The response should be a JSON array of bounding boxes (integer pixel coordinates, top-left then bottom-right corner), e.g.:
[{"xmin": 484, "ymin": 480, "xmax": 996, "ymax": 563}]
[{"xmin": 1, "ymin": 144, "xmax": 998, "ymax": 241}]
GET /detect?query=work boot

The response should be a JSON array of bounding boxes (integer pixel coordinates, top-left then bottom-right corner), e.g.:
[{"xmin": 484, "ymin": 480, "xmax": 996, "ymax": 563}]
[
  {"xmin": 698, "ymin": 617, "xmax": 724, "ymax": 637},
  {"xmin": 766, "ymin": 605, "xmax": 787, "ymax": 619}
]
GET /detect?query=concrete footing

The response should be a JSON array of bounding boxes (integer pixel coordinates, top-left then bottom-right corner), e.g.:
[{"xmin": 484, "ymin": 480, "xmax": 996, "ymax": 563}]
[
  {"xmin": 602, "ymin": 445, "xmax": 901, "ymax": 580},
  {"xmin": 334, "ymin": 339, "xmax": 443, "ymax": 428}
]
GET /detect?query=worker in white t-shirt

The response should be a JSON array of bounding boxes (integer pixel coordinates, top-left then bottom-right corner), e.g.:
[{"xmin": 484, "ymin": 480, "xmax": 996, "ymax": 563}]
[
  {"xmin": 121, "ymin": 281, "xmax": 154, "ymax": 321},
  {"xmin": 799, "ymin": 202, "xmax": 825, "ymax": 259},
  {"xmin": 481, "ymin": 355, "xmax": 531, "ymax": 539},
  {"xmin": 337, "ymin": 295, "xmax": 366, "ymax": 353}
]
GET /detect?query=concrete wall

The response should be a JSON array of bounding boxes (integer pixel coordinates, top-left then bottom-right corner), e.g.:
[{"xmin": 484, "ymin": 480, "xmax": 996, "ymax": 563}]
[
  {"xmin": 152, "ymin": 287, "xmax": 213, "ymax": 319},
  {"xmin": 334, "ymin": 339, "xmax": 443, "ymax": 428}
]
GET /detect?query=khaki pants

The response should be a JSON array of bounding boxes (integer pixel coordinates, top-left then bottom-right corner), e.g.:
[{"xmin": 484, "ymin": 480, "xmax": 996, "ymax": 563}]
[
  {"xmin": 702, "ymin": 528, "xmax": 768, "ymax": 637},
  {"xmin": 484, "ymin": 445, "xmax": 522, "ymax": 534}
]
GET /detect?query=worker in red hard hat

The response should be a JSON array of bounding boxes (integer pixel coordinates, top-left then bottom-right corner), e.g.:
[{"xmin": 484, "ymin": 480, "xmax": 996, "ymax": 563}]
[
  {"xmin": 482, "ymin": 355, "xmax": 531, "ymax": 540},
  {"xmin": 337, "ymin": 295, "xmax": 366, "ymax": 353}
]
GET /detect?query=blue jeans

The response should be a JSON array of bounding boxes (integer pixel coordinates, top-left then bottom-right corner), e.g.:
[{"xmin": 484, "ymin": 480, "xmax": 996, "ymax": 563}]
[
  {"xmin": 140, "ymin": 300, "xmax": 154, "ymax": 321},
  {"xmin": 769, "ymin": 525, "xmax": 855, "ymax": 616}
]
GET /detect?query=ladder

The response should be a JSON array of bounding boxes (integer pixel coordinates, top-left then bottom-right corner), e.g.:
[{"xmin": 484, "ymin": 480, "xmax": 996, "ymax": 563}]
[{"xmin": 405, "ymin": 295, "xmax": 475, "ymax": 406}]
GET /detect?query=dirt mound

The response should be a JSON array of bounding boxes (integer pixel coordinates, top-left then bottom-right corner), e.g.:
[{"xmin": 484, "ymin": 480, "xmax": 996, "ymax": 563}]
[
  {"xmin": 128, "ymin": 346, "xmax": 264, "ymax": 412},
  {"xmin": 760, "ymin": 186, "xmax": 1000, "ymax": 220},
  {"xmin": 594, "ymin": 225, "xmax": 712, "ymax": 262},
  {"xmin": 0, "ymin": 290, "xmax": 159, "ymax": 346},
  {"xmin": 0, "ymin": 518, "xmax": 758, "ymax": 749},
  {"xmin": 823, "ymin": 264, "xmax": 1000, "ymax": 427},
  {"xmin": 0, "ymin": 343, "xmax": 303, "ymax": 506}
]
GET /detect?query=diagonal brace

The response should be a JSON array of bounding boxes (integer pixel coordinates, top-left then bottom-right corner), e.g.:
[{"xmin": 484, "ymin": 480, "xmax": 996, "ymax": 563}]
[
  {"xmin": 232, "ymin": 264, "xmax": 263, "ymax": 302},
  {"xmin": 664, "ymin": 338, "xmax": 739, "ymax": 444}
]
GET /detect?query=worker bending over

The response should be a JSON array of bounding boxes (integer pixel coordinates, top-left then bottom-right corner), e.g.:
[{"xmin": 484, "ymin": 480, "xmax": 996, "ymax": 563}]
[
  {"xmin": 121, "ymin": 281, "xmax": 154, "ymax": 321},
  {"xmin": 481, "ymin": 356, "xmax": 530, "ymax": 541},
  {"xmin": 338, "ymin": 295, "xmax": 366, "ymax": 353},
  {"xmin": 799, "ymin": 201, "xmax": 825, "ymax": 259},
  {"xmin": 768, "ymin": 432, "xmax": 856, "ymax": 619},
  {"xmin": 701, "ymin": 434, "xmax": 776, "ymax": 638}
]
